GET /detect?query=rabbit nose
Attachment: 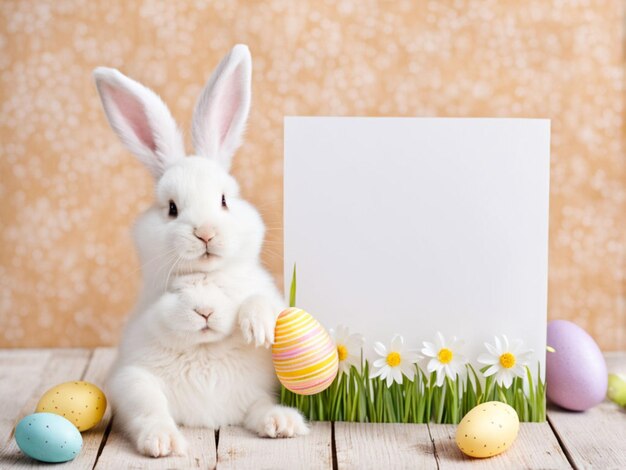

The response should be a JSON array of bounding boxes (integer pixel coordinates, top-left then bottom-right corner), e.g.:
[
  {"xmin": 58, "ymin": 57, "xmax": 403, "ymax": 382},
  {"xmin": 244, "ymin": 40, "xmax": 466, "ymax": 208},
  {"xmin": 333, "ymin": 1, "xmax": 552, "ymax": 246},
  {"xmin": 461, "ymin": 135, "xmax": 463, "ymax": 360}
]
[
  {"xmin": 194, "ymin": 307, "xmax": 213, "ymax": 319},
  {"xmin": 194, "ymin": 226, "xmax": 216, "ymax": 244}
]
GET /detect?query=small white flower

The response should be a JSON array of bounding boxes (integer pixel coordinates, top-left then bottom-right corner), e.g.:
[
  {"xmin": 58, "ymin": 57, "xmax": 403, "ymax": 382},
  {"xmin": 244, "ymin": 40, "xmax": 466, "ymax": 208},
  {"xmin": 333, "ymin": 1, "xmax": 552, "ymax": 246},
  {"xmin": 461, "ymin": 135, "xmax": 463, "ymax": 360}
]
[
  {"xmin": 421, "ymin": 332, "xmax": 467, "ymax": 387},
  {"xmin": 369, "ymin": 334, "xmax": 420, "ymax": 387},
  {"xmin": 329, "ymin": 325, "xmax": 364, "ymax": 375},
  {"xmin": 477, "ymin": 335, "xmax": 533, "ymax": 388}
]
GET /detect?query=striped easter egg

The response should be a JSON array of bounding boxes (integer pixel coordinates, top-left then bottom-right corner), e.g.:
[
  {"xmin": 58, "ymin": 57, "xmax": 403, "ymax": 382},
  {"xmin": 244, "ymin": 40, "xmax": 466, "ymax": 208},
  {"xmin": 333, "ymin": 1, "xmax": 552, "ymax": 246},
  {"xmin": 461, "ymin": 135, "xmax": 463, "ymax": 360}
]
[{"xmin": 272, "ymin": 308, "xmax": 339, "ymax": 395}]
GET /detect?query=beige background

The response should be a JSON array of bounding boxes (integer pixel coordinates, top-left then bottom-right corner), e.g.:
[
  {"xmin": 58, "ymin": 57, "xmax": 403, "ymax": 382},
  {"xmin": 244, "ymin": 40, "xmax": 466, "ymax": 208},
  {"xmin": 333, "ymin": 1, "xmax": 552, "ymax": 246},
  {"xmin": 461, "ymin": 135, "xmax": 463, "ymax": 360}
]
[{"xmin": 0, "ymin": 1, "xmax": 624, "ymax": 350}]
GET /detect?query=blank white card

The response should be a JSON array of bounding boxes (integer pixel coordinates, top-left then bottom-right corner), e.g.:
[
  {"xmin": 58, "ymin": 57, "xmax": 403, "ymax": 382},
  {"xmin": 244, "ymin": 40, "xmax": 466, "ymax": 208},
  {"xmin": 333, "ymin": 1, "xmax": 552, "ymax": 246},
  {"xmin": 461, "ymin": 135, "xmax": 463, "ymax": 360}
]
[{"xmin": 284, "ymin": 117, "xmax": 550, "ymax": 369}]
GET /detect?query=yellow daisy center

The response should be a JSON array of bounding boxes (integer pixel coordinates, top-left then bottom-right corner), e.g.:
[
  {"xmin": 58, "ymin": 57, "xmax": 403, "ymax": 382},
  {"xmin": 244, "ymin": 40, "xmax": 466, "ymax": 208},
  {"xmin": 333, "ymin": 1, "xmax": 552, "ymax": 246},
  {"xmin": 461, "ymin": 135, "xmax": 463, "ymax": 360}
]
[
  {"xmin": 437, "ymin": 348, "xmax": 453, "ymax": 364},
  {"xmin": 337, "ymin": 344, "xmax": 348, "ymax": 361},
  {"xmin": 499, "ymin": 352, "xmax": 516, "ymax": 369},
  {"xmin": 386, "ymin": 351, "xmax": 401, "ymax": 367}
]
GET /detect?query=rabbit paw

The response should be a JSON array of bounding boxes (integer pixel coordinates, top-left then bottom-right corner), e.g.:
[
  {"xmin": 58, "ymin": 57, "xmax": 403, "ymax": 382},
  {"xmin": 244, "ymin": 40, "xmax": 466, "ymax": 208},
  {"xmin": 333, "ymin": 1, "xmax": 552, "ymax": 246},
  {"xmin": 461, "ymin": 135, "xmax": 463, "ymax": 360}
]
[
  {"xmin": 136, "ymin": 420, "xmax": 188, "ymax": 458},
  {"xmin": 258, "ymin": 406, "xmax": 309, "ymax": 438},
  {"xmin": 239, "ymin": 295, "xmax": 276, "ymax": 348}
]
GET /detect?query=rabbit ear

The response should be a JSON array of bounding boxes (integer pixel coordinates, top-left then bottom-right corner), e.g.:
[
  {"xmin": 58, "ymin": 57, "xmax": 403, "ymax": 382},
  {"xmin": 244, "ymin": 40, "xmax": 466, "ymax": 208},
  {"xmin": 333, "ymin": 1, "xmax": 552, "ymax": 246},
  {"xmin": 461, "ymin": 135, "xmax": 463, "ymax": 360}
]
[
  {"xmin": 192, "ymin": 44, "xmax": 251, "ymax": 170},
  {"xmin": 93, "ymin": 67, "xmax": 185, "ymax": 179}
]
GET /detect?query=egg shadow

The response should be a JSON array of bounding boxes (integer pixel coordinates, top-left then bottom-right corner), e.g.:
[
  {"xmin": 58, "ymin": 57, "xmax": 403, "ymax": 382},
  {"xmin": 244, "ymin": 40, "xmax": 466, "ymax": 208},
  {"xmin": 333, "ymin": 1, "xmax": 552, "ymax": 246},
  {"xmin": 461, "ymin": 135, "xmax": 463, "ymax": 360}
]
[
  {"xmin": 546, "ymin": 402, "xmax": 586, "ymax": 413},
  {"xmin": 438, "ymin": 444, "xmax": 476, "ymax": 463},
  {"xmin": 548, "ymin": 400, "xmax": 626, "ymax": 415},
  {"xmin": 0, "ymin": 449, "xmax": 68, "ymax": 467}
]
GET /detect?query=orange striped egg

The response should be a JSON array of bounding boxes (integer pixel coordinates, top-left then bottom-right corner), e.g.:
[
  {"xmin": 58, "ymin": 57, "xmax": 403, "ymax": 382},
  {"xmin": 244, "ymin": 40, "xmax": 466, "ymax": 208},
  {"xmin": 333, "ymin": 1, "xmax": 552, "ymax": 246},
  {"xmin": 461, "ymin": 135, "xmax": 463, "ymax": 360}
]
[{"xmin": 272, "ymin": 308, "xmax": 339, "ymax": 395}]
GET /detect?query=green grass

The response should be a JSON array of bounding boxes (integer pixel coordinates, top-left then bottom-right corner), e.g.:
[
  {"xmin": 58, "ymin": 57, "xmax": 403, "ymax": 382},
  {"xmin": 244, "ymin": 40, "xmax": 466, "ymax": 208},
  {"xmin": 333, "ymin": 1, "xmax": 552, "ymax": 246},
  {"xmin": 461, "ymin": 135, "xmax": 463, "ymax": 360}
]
[
  {"xmin": 280, "ymin": 361, "xmax": 545, "ymax": 423},
  {"xmin": 280, "ymin": 265, "xmax": 546, "ymax": 423}
]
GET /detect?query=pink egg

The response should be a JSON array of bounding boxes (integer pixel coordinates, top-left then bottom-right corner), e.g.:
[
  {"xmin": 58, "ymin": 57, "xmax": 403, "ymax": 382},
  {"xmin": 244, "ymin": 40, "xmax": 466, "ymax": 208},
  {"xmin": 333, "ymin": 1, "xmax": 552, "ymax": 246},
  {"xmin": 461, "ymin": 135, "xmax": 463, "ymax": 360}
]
[{"xmin": 546, "ymin": 320, "xmax": 607, "ymax": 411}]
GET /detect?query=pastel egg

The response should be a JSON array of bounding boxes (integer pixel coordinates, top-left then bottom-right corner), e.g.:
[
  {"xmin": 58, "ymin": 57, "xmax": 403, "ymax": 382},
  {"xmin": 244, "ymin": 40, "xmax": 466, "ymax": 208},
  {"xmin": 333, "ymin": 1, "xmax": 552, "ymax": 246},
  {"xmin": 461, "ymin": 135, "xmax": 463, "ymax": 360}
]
[
  {"xmin": 456, "ymin": 401, "xmax": 519, "ymax": 458},
  {"xmin": 607, "ymin": 374, "xmax": 626, "ymax": 407},
  {"xmin": 546, "ymin": 320, "xmax": 608, "ymax": 411},
  {"xmin": 272, "ymin": 308, "xmax": 338, "ymax": 395},
  {"xmin": 15, "ymin": 413, "xmax": 82, "ymax": 463},
  {"xmin": 36, "ymin": 381, "xmax": 107, "ymax": 431}
]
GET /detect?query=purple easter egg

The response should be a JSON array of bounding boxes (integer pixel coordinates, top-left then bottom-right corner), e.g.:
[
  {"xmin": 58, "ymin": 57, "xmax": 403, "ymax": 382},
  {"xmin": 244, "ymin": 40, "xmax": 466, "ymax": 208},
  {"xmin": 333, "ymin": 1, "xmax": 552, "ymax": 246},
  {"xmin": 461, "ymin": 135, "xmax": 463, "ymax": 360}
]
[{"xmin": 546, "ymin": 320, "xmax": 607, "ymax": 411}]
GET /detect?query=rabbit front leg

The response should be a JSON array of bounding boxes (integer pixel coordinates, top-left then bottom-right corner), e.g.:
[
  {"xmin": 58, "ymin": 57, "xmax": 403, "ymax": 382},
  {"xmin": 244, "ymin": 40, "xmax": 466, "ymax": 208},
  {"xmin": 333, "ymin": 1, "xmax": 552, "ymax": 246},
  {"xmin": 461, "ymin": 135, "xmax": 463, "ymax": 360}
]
[
  {"xmin": 108, "ymin": 365, "xmax": 188, "ymax": 457},
  {"xmin": 244, "ymin": 394, "xmax": 309, "ymax": 438},
  {"xmin": 238, "ymin": 294, "xmax": 280, "ymax": 348}
]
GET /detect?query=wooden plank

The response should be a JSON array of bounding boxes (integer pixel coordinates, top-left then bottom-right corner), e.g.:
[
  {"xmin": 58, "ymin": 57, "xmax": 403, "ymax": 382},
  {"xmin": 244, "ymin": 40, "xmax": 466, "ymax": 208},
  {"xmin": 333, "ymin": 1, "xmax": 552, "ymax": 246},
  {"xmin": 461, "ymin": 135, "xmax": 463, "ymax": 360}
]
[
  {"xmin": 429, "ymin": 423, "xmax": 571, "ymax": 469},
  {"xmin": 66, "ymin": 348, "xmax": 116, "ymax": 469},
  {"xmin": 548, "ymin": 403, "xmax": 626, "ymax": 469},
  {"xmin": 217, "ymin": 422, "xmax": 332, "ymax": 470},
  {"xmin": 547, "ymin": 351, "xmax": 626, "ymax": 470},
  {"xmin": 11, "ymin": 349, "xmax": 92, "ymax": 423},
  {"xmin": 0, "ymin": 349, "xmax": 622, "ymax": 469},
  {"xmin": 0, "ymin": 349, "xmax": 91, "ymax": 468},
  {"xmin": 0, "ymin": 350, "xmax": 51, "ymax": 444},
  {"xmin": 95, "ymin": 426, "xmax": 217, "ymax": 470},
  {"xmin": 335, "ymin": 422, "xmax": 436, "ymax": 470}
]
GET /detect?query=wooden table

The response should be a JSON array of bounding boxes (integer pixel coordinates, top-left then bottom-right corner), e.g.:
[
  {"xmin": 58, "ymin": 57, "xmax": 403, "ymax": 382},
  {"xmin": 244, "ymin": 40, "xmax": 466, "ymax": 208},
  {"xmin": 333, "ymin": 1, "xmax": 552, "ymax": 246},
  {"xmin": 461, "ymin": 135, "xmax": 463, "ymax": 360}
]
[{"xmin": 0, "ymin": 349, "xmax": 624, "ymax": 469}]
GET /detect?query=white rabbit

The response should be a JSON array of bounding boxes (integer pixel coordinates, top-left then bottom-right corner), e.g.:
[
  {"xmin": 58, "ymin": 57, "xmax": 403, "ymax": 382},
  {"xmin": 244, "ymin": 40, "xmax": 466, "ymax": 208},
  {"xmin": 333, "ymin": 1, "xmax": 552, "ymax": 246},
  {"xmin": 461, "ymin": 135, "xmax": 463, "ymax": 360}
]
[{"xmin": 93, "ymin": 45, "xmax": 308, "ymax": 458}]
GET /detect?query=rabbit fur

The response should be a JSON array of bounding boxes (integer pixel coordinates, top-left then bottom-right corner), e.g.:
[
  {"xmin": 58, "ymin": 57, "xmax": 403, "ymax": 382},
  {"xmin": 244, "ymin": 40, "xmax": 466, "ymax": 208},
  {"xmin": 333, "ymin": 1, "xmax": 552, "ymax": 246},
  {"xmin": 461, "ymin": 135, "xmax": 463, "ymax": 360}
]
[{"xmin": 93, "ymin": 45, "xmax": 307, "ymax": 458}]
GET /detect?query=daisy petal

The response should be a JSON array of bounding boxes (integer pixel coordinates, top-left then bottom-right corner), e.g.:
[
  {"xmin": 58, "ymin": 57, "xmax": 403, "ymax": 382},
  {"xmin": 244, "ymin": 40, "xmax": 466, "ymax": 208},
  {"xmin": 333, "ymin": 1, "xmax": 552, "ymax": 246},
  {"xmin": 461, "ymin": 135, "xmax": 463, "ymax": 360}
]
[
  {"xmin": 373, "ymin": 342, "xmax": 387, "ymax": 357},
  {"xmin": 494, "ymin": 336, "xmax": 502, "ymax": 353},
  {"xmin": 427, "ymin": 358, "xmax": 439, "ymax": 373},
  {"xmin": 393, "ymin": 367, "xmax": 403, "ymax": 385},
  {"xmin": 369, "ymin": 365, "xmax": 386, "ymax": 379},
  {"xmin": 483, "ymin": 364, "xmax": 500, "ymax": 377},
  {"xmin": 494, "ymin": 371, "xmax": 505, "ymax": 387},
  {"xmin": 457, "ymin": 364, "xmax": 468, "ymax": 380},
  {"xmin": 477, "ymin": 353, "xmax": 498, "ymax": 365},
  {"xmin": 391, "ymin": 334, "xmax": 404, "ymax": 352},
  {"xmin": 436, "ymin": 370, "xmax": 445, "ymax": 387},
  {"xmin": 373, "ymin": 358, "xmax": 387, "ymax": 368},
  {"xmin": 451, "ymin": 361, "xmax": 467, "ymax": 379},
  {"xmin": 499, "ymin": 370, "xmax": 512, "ymax": 388},
  {"xmin": 456, "ymin": 353, "xmax": 468, "ymax": 365},
  {"xmin": 421, "ymin": 342, "xmax": 437, "ymax": 357},
  {"xmin": 517, "ymin": 351, "xmax": 534, "ymax": 363},
  {"xmin": 386, "ymin": 371, "xmax": 394, "ymax": 388},
  {"xmin": 347, "ymin": 353, "xmax": 361, "ymax": 364},
  {"xmin": 512, "ymin": 365, "xmax": 526, "ymax": 379},
  {"xmin": 485, "ymin": 342, "xmax": 499, "ymax": 356},
  {"xmin": 437, "ymin": 331, "xmax": 446, "ymax": 348},
  {"xmin": 502, "ymin": 335, "xmax": 510, "ymax": 351},
  {"xmin": 401, "ymin": 362, "xmax": 417, "ymax": 379}
]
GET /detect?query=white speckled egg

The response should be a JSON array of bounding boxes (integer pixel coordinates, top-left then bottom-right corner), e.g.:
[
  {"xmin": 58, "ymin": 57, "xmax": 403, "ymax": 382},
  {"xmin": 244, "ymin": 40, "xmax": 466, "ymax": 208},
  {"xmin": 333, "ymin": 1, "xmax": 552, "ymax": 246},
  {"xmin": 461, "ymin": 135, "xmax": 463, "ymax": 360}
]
[
  {"xmin": 15, "ymin": 413, "xmax": 82, "ymax": 463},
  {"xmin": 36, "ymin": 381, "xmax": 107, "ymax": 431},
  {"xmin": 456, "ymin": 401, "xmax": 519, "ymax": 458}
]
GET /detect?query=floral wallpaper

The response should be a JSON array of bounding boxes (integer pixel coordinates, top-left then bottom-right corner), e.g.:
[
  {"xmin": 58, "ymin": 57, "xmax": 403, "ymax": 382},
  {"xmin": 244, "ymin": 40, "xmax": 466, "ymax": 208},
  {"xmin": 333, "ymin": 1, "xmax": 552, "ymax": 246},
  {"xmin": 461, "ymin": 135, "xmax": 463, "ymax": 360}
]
[{"xmin": 0, "ymin": 0, "xmax": 623, "ymax": 350}]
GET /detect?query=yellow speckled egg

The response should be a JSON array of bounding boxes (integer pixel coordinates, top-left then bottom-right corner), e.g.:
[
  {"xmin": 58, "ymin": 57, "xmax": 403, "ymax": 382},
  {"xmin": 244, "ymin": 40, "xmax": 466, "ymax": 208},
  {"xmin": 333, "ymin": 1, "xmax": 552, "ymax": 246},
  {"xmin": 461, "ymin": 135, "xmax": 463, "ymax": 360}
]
[
  {"xmin": 272, "ymin": 308, "xmax": 338, "ymax": 395},
  {"xmin": 456, "ymin": 401, "xmax": 519, "ymax": 458},
  {"xmin": 36, "ymin": 381, "xmax": 107, "ymax": 431}
]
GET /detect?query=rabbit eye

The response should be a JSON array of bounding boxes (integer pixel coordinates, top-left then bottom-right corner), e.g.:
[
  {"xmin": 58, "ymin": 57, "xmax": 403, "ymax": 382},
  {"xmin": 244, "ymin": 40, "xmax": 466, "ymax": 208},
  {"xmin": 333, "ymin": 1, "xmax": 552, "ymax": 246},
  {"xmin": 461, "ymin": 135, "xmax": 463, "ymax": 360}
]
[
  {"xmin": 221, "ymin": 194, "xmax": 228, "ymax": 209},
  {"xmin": 168, "ymin": 200, "xmax": 178, "ymax": 218}
]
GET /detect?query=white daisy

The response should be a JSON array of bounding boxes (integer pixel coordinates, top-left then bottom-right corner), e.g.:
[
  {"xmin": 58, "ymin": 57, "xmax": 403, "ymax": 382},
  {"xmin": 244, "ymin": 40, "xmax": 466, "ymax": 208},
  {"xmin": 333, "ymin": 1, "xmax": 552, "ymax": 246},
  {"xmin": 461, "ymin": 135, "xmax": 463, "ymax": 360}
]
[
  {"xmin": 369, "ymin": 334, "xmax": 420, "ymax": 387},
  {"xmin": 329, "ymin": 325, "xmax": 364, "ymax": 375},
  {"xmin": 477, "ymin": 335, "xmax": 533, "ymax": 388},
  {"xmin": 421, "ymin": 332, "xmax": 467, "ymax": 387}
]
